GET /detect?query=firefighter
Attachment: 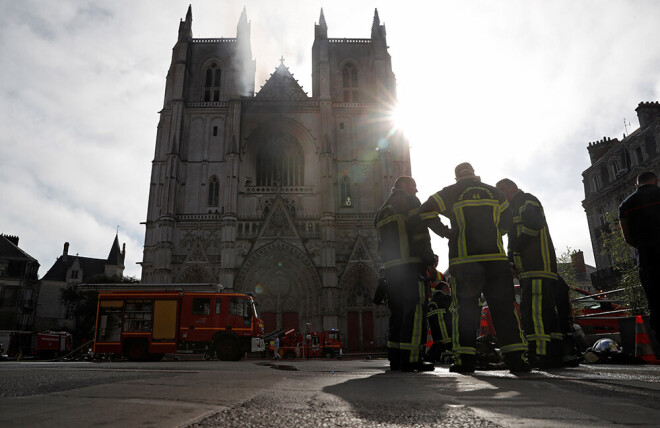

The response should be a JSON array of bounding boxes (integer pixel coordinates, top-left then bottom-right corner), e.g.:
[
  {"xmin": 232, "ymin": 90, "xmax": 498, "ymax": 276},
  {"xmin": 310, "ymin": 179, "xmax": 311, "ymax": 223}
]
[
  {"xmin": 426, "ymin": 256, "xmax": 452, "ymax": 361},
  {"xmin": 496, "ymin": 178, "xmax": 564, "ymax": 368},
  {"xmin": 375, "ymin": 176, "xmax": 441, "ymax": 372},
  {"xmin": 419, "ymin": 163, "xmax": 529, "ymax": 374}
]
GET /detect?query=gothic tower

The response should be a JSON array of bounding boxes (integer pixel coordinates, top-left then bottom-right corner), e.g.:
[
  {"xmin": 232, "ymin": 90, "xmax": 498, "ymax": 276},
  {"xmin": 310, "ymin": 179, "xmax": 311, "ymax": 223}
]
[{"xmin": 141, "ymin": 7, "xmax": 410, "ymax": 351}]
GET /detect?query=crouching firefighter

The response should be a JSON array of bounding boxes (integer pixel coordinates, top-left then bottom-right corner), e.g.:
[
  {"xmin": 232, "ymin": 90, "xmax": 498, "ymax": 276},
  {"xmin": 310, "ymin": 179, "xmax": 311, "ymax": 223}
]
[
  {"xmin": 375, "ymin": 176, "xmax": 440, "ymax": 372},
  {"xmin": 425, "ymin": 257, "xmax": 452, "ymax": 361}
]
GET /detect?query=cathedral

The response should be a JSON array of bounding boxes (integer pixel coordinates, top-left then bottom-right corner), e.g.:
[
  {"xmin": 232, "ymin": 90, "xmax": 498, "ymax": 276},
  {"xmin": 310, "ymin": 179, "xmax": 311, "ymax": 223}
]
[{"xmin": 140, "ymin": 6, "xmax": 411, "ymax": 350}]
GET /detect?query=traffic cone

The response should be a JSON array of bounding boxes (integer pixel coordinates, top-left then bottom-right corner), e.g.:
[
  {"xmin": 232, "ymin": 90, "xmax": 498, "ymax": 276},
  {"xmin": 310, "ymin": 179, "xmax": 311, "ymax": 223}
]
[
  {"xmin": 634, "ymin": 315, "xmax": 660, "ymax": 364},
  {"xmin": 479, "ymin": 315, "xmax": 490, "ymax": 337},
  {"xmin": 426, "ymin": 328, "xmax": 434, "ymax": 349}
]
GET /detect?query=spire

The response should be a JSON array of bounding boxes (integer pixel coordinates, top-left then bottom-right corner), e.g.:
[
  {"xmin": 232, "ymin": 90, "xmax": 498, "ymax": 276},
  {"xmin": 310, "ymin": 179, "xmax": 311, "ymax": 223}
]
[
  {"xmin": 371, "ymin": 8, "xmax": 385, "ymax": 40},
  {"xmin": 239, "ymin": 6, "xmax": 248, "ymax": 26},
  {"xmin": 315, "ymin": 8, "xmax": 328, "ymax": 39},
  {"xmin": 237, "ymin": 6, "xmax": 250, "ymax": 38},
  {"xmin": 320, "ymin": 8, "xmax": 327, "ymax": 30},
  {"xmin": 178, "ymin": 5, "xmax": 193, "ymax": 42},
  {"xmin": 107, "ymin": 234, "xmax": 123, "ymax": 266}
]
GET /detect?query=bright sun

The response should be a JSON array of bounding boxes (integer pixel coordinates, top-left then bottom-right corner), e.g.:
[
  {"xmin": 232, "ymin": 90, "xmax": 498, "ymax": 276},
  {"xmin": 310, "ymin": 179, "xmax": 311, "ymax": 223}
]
[{"xmin": 390, "ymin": 102, "xmax": 411, "ymax": 133}]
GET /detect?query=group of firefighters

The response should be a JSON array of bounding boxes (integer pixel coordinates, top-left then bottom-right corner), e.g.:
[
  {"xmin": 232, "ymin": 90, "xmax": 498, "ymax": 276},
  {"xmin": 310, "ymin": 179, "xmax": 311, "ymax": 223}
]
[{"xmin": 374, "ymin": 162, "xmax": 580, "ymax": 373}]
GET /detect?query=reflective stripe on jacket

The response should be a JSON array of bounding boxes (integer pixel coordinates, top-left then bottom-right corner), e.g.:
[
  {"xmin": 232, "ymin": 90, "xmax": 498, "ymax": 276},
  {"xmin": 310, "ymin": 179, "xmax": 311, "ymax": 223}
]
[
  {"xmin": 508, "ymin": 190, "xmax": 557, "ymax": 279},
  {"xmin": 375, "ymin": 189, "xmax": 434, "ymax": 268},
  {"xmin": 420, "ymin": 178, "xmax": 512, "ymax": 266}
]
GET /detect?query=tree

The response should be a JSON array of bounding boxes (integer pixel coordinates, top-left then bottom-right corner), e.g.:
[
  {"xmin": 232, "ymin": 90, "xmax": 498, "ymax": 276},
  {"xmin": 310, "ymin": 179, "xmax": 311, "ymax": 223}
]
[
  {"xmin": 60, "ymin": 275, "xmax": 140, "ymax": 346},
  {"xmin": 600, "ymin": 211, "xmax": 647, "ymax": 315},
  {"xmin": 556, "ymin": 246, "xmax": 579, "ymax": 287}
]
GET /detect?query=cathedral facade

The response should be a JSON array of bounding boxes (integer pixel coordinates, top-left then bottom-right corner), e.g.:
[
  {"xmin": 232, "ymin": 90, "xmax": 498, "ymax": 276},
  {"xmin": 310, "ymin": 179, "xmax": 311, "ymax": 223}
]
[{"xmin": 140, "ymin": 7, "xmax": 411, "ymax": 350}]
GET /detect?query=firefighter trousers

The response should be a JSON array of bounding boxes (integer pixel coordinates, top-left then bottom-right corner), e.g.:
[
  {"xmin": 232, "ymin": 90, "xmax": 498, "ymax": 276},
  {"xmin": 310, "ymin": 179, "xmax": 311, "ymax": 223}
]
[
  {"xmin": 449, "ymin": 261, "xmax": 527, "ymax": 358},
  {"xmin": 385, "ymin": 264, "xmax": 427, "ymax": 365},
  {"xmin": 520, "ymin": 277, "xmax": 562, "ymax": 356},
  {"xmin": 427, "ymin": 292, "xmax": 452, "ymax": 351}
]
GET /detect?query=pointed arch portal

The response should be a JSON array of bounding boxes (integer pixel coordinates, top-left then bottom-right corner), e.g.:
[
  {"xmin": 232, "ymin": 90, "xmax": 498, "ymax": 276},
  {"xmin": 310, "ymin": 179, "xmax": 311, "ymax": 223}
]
[
  {"xmin": 339, "ymin": 262, "xmax": 378, "ymax": 352},
  {"xmin": 235, "ymin": 241, "xmax": 321, "ymax": 334}
]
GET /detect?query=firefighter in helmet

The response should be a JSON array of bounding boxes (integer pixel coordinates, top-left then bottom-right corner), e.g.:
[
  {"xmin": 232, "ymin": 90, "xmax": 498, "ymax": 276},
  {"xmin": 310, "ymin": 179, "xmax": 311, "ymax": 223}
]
[
  {"xmin": 375, "ymin": 176, "xmax": 446, "ymax": 371},
  {"xmin": 496, "ymin": 178, "xmax": 565, "ymax": 368},
  {"xmin": 418, "ymin": 163, "xmax": 529, "ymax": 373}
]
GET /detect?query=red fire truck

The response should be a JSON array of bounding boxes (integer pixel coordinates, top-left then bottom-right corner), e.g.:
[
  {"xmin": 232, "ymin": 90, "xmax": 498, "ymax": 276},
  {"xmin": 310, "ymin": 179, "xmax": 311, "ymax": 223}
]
[
  {"xmin": 270, "ymin": 325, "xmax": 342, "ymax": 359},
  {"xmin": 7, "ymin": 331, "xmax": 72, "ymax": 359},
  {"xmin": 93, "ymin": 285, "xmax": 265, "ymax": 361}
]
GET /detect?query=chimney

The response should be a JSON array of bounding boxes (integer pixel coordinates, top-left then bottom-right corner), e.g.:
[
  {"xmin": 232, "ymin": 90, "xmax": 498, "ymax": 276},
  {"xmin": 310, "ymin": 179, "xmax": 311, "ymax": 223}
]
[
  {"xmin": 636, "ymin": 101, "xmax": 660, "ymax": 128},
  {"xmin": 571, "ymin": 250, "xmax": 586, "ymax": 275}
]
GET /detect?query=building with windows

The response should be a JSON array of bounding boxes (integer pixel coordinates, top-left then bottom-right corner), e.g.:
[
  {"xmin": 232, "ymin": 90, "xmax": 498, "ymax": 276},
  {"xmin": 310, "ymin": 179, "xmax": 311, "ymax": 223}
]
[
  {"xmin": 139, "ymin": 7, "xmax": 409, "ymax": 350},
  {"xmin": 582, "ymin": 101, "xmax": 660, "ymax": 289},
  {"xmin": 35, "ymin": 236, "xmax": 125, "ymax": 332},
  {"xmin": 0, "ymin": 235, "xmax": 39, "ymax": 331}
]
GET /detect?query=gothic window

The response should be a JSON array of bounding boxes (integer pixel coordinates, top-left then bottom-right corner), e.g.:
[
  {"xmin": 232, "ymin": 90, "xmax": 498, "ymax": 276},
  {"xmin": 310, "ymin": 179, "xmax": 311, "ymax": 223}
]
[
  {"xmin": 256, "ymin": 134, "xmax": 304, "ymax": 186},
  {"xmin": 203, "ymin": 62, "xmax": 222, "ymax": 102},
  {"xmin": 591, "ymin": 175, "xmax": 600, "ymax": 192},
  {"xmin": 342, "ymin": 63, "xmax": 359, "ymax": 102},
  {"xmin": 341, "ymin": 176, "xmax": 352, "ymax": 207},
  {"xmin": 287, "ymin": 199, "xmax": 297, "ymax": 218},
  {"xmin": 208, "ymin": 176, "xmax": 219, "ymax": 206}
]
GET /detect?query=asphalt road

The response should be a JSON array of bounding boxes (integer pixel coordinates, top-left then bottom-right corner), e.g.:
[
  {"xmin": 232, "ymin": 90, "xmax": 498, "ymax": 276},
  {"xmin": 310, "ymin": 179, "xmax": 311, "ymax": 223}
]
[{"xmin": 1, "ymin": 357, "xmax": 659, "ymax": 427}]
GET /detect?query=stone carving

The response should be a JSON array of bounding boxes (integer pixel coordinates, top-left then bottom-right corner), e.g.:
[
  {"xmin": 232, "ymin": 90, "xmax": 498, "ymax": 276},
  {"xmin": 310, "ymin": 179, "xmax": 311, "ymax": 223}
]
[{"xmin": 177, "ymin": 264, "xmax": 213, "ymax": 283}]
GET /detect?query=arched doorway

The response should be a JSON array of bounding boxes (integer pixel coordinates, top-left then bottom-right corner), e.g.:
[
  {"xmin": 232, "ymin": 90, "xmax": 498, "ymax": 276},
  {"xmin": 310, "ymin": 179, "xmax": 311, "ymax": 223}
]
[
  {"xmin": 340, "ymin": 263, "xmax": 378, "ymax": 352},
  {"xmin": 235, "ymin": 241, "xmax": 321, "ymax": 334}
]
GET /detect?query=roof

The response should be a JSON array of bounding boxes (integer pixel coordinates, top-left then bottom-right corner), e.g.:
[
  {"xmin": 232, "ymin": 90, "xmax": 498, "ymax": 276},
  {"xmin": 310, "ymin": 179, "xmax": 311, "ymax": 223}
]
[
  {"xmin": 41, "ymin": 255, "xmax": 108, "ymax": 282},
  {"xmin": 107, "ymin": 234, "xmax": 124, "ymax": 265},
  {"xmin": 0, "ymin": 235, "xmax": 36, "ymax": 262},
  {"xmin": 255, "ymin": 62, "xmax": 308, "ymax": 100}
]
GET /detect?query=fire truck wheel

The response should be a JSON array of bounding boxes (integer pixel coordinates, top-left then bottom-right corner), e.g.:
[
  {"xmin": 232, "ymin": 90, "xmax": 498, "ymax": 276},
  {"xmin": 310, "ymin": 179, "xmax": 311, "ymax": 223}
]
[
  {"xmin": 215, "ymin": 337, "xmax": 241, "ymax": 361},
  {"xmin": 124, "ymin": 339, "xmax": 148, "ymax": 361},
  {"xmin": 284, "ymin": 351, "xmax": 295, "ymax": 359},
  {"xmin": 324, "ymin": 351, "xmax": 333, "ymax": 359}
]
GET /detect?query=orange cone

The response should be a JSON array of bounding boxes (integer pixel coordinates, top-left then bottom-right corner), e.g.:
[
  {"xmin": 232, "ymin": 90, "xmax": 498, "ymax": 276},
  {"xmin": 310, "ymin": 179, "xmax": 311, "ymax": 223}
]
[
  {"xmin": 479, "ymin": 315, "xmax": 490, "ymax": 337},
  {"xmin": 634, "ymin": 315, "xmax": 660, "ymax": 364},
  {"xmin": 426, "ymin": 328, "xmax": 434, "ymax": 349}
]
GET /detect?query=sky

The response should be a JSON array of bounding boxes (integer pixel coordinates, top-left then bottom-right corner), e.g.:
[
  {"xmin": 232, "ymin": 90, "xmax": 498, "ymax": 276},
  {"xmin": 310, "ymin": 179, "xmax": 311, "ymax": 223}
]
[{"xmin": 1, "ymin": 0, "xmax": 659, "ymax": 279}]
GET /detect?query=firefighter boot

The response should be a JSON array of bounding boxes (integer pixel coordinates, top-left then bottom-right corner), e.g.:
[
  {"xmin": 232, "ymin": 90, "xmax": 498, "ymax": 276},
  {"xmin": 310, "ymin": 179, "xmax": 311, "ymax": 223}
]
[
  {"xmin": 449, "ymin": 353, "xmax": 476, "ymax": 374},
  {"xmin": 504, "ymin": 351, "xmax": 531, "ymax": 374}
]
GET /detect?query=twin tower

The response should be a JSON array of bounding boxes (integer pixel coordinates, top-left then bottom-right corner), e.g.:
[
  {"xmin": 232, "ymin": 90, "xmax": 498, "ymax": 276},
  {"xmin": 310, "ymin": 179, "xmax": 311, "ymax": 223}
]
[{"xmin": 140, "ymin": 6, "xmax": 410, "ymax": 351}]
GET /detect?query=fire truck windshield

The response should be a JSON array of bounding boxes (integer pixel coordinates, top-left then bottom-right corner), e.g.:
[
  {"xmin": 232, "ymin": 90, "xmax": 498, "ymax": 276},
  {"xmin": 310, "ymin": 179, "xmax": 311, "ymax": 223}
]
[{"xmin": 229, "ymin": 297, "xmax": 252, "ymax": 318}]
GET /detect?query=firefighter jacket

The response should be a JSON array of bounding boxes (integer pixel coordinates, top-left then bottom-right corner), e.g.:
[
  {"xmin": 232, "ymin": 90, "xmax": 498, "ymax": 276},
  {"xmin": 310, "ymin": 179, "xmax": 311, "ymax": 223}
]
[
  {"xmin": 419, "ymin": 177, "xmax": 513, "ymax": 266},
  {"xmin": 375, "ymin": 188, "xmax": 435, "ymax": 269},
  {"xmin": 507, "ymin": 190, "xmax": 557, "ymax": 280}
]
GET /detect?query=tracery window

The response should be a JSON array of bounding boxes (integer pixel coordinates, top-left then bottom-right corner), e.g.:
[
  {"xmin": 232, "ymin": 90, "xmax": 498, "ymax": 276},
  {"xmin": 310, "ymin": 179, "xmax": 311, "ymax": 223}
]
[
  {"xmin": 256, "ymin": 134, "xmax": 304, "ymax": 186},
  {"xmin": 203, "ymin": 62, "xmax": 222, "ymax": 102},
  {"xmin": 342, "ymin": 63, "xmax": 359, "ymax": 102},
  {"xmin": 341, "ymin": 176, "xmax": 352, "ymax": 207},
  {"xmin": 208, "ymin": 176, "xmax": 219, "ymax": 206}
]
